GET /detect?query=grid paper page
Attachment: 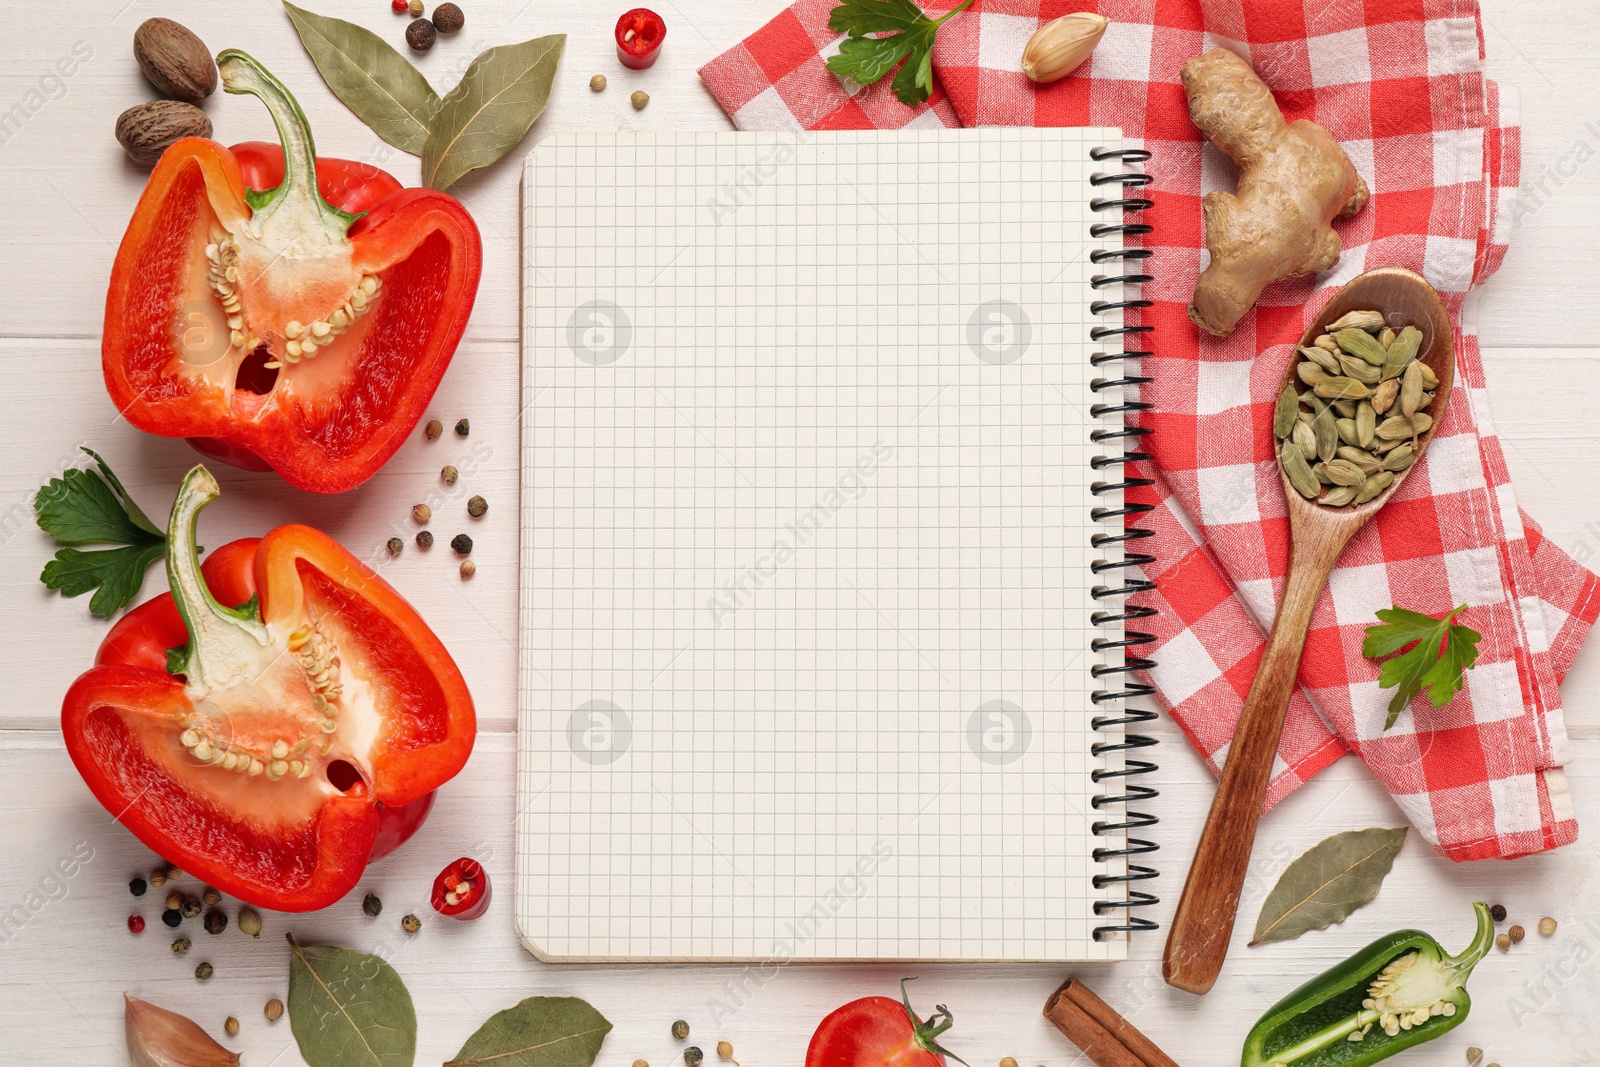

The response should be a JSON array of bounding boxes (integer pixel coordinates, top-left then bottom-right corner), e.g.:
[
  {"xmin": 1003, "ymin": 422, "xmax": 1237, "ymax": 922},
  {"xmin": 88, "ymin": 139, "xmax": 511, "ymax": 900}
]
[{"xmin": 518, "ymin": 129, "xmax": 1129, "ymax": 962}]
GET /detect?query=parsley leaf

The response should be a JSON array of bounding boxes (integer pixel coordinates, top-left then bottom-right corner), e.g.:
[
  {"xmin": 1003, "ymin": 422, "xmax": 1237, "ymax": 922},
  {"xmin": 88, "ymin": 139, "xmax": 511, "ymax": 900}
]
[
  {"xmin": 826, "ymin": 0, "xmax": 974, "ymax": 106},
  {"xmin": 34, "ymin": 448, "xmax": 168, "ymax": 618},
  {"xmin": 1362, "ymin": 604, "xmax": 1482, "ymax": 730}
]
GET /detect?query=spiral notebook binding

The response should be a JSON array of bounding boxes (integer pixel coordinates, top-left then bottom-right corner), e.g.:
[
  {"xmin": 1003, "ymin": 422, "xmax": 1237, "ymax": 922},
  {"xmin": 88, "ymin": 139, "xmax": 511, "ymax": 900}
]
[{"xmin": 1085, "ymin": 145, "xmax": 1160, "ymax": 941}]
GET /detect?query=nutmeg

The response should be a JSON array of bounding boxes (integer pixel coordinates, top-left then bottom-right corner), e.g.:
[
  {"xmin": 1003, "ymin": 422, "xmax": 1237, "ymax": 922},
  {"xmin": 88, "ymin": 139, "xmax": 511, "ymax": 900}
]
[
  {"xmin": 133, "ymin": 18, "xmax": 217, "ymax": 102},
  {"xmin": 116, "ymin": 100, "xmax": 212, "ymax": 166},
  {"xmin": 1019, "ymin": 12, "xmax": 1109, "ymax": 84}
]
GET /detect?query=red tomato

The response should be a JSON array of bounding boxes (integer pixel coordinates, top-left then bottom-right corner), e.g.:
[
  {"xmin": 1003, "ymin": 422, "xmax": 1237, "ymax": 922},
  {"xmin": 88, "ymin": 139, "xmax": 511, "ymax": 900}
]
[{"xmin": 805, "ymin": 982, "xmax": 966, "ymax": 1067}]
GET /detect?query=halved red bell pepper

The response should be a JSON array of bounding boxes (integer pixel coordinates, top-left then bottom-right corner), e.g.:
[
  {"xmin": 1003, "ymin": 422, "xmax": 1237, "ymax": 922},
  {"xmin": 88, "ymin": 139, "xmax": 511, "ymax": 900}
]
[
  {"xmin": 62, "ymin": 465, "xmax": 476, "ymax": 911},
  {"xmin": 102, "ymin": 50, "xmax": 481, "ymax": 494}
]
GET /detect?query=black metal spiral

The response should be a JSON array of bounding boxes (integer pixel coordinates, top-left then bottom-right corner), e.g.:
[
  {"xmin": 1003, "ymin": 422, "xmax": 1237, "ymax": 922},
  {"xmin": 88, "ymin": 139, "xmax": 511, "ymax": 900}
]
[{"xmin": 1085, "ymin": 145, "xmax": 1160, "ymax": 941}]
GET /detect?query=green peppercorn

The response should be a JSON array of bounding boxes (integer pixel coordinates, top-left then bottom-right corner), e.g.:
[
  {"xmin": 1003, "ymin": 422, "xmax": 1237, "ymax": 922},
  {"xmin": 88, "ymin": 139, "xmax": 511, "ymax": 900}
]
[
  {"xmin": 416, "ymin": 530, "xmax": 434, "ymax": 549},
  {"xmin": 162, "ymin": 909, "xmax": 183, "ymax": 928},
  {"xmin": 442, "ymin": 465, "xmax": 458, "ymax": 485},
  {"xmin": 195, "ymin": 961, "xmax": 214, "ymax": 981},
  {"xmin": 181, "ymin": 897, "xmax": 203, "ymax": 919},
  {"xmin": 387, "ymin": 537, "xmax": 404, "ymax": 557},
  {"xmin": 363, "ymin": 893, "xmax": 383, "ymax": 918},
  {"xmin": 202, "ymin": 886, "xmax": 221, "ymax": 907},
  {"xmin": 237, "ymin": 908, "xmax": 262, "ymax": 938},
  {"xmin": 425, "ymin": 419, "xmax": 443, "ymax": 440},
  {"xmin": 455, "ymin": 418, "xmax": 470, "ymax": 437},
  {"xmin": 204, "ymin": 910, "xmax": 228, "ymax": 935},
  {"xmin": 467, "ymin": 495, "xmax": 487, "ymax": 518},
  {"xmin": 672, "ymin": 1021, "xmax": 690, "ymax": 1040},
  {"xmin": 171, "ymin": 936, "xmax": 191, "ymax": 956},
  {"xmin": 451, "ymin": 533, "xmax": 473, "ymax": 555},
  {"xmin": 684, "ymin": 1047, "xmax": 703, "ymax": 1067},
  {"xmin": 401, "ymin": 913, "xmax": 421, "ymax": 934},
  {"xmin": 129, "ymin": 877, "xmax": 147, "ymax": 897}
]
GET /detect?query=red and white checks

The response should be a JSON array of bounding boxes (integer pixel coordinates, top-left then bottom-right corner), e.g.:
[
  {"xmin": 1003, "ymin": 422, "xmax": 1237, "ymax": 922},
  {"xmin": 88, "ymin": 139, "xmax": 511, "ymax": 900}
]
[{"xmin": 699, "ymin": 0, "xmax": 1600, "ymax": 860}]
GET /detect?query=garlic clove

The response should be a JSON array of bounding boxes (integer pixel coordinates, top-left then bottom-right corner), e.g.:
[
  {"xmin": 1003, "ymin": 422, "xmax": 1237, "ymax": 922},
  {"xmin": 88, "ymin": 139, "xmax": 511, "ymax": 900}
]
[
  {"xmin": 125, "ymin": 994, "xmax": 241, "ymax": 1067},
  {"xmin": 1020, "ymin": 12, "xmax": 1110, "ymax": 84}
]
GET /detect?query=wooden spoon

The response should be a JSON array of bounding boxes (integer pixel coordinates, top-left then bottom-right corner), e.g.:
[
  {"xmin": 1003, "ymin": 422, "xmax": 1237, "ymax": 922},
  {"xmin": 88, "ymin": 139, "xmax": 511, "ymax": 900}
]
[{"xmin": 1161, "ymin": 267, "xmax": 1456, "ymax": 995}]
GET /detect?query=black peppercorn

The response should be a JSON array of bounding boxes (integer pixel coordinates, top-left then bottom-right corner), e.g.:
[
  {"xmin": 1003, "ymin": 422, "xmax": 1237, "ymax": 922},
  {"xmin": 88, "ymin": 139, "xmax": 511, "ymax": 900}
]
[
  {"xmin": 162, "ymin": 908, "xmax": 183, "ymax": 928},
  {"xmin": 363, "ymin": 893, "xmax": 383, "ymax": 918},
  {"xmin": 467, "ymin": 494, "xmax": 487, "ymax": 518},
  {"xmin": 129, "ymin": 877, "xmax": 148, "ymax": 897},
  {"xmin": 1490, "ymin": 903, "xmax": 1507, "ymax": 923},
  {"xmin": 433, "ymin": 2, "xmax": 464, "ymax": 33},
  {"xmin": 203, "ymin": 910, "xmax": 228, "ymax": 935},
  {"xmin": 684, "ymin": 1047, "xmax": 703, "ymax": 1067},
  {"xmin": 406, "ymin": 17, "xmax": 436, "ymax": 51},
  {"xmin": 454, "ymin": 418, "xmax": 470, "ymax": 437},
  {"xmin": 416, "ymin": 530, "xmax": 434, "ymax": 549},
  {"xmin": 451, "ymin": 533, "xmax": 473, "ymax": 555}
]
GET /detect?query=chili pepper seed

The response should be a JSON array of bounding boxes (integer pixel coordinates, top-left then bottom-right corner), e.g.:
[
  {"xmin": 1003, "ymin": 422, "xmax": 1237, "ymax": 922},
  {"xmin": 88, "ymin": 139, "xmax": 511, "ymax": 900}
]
[
  {"xmin": 591, "ymin": 74, "xmax": 607, "ymax": 91},
  {"xmin": 685, "ymin": 1047, "xmax": 703, "ymax": 1067},
  {"xmin": 166, "ymin": 890, "xmax": 184, "ymax": 911},
  {"xmin": 238, "ymin": 908, "xmax": 262, "ymax": 938},
  {"xmin": 425, "ymin": 419, "xmax": 444, "ymax": 440},
  {"xmin": 468, "ymin": 494, "xmax": 487, "ymax": 518},
  {"xmin": 1540, "ymin": 916, "xmax": 1558, "ymax": 936},
  {"xmin": 172, "ymin": 937, "xmax": 191, "ymax": 955},
  {"xmin": 1508, "ymin": 924, "xmax": 1525, "ymax": 944},
  {"xmin": 1495, "ymin": 933, "xmax": 1511, "ymax": 952},
  {"xmin": 442, "ymin": 464, "xmax": 458, "ymax": 485},
  {"xmin": 416, "ymin": 530, "xmax": 434, "ymax": 549},
  {"xmin": 402, "ymin": 913, "xmax": 422, "ymax": 934},
  {"xmin": 129, "ymin": 877, "xmax": 147, "ymax": 897},
  {"xmin": 632, "ymin": 90, "xmax": 650, "ymax": 110},
  {"xmin": 413, "ymin": 503, "xmax": 432, "ymax": 524},
  {"xmin": 1490, "ymin": 903, "xmax": 1507, "ymax": 922},
  {"xmin": 195, "ymin": 962, "xmax": 214, "ymax": 981},
  {"xmin": 363, "ymin": 893, "xmax": 383, "ymax": 918},
  {"xmin": 455, "ymin": 418, "xmax": 470, "ymax": 437},
  {"xmin": 204, "ymin": 910, "xmax": 228, "ymax": 935},
  {"xmin": 387, "ymin": 537, "xmax": 404, "ymax": 557},
  {"xmin": 460, "ymin": 559, "xmax": 476, "ymax": 579},
  {"xmin": 225, "ymin": 1016, "xmax": 240, "ymax": 1036},
  {"xmin": 265, "ymin": 998, "xmax": 285, "ymax": 1022},
  {"xmin": 162, "ymin": 909, "xmax": 183, "ymax": 928},
  {"xmin": 672, "ymin": 1020, "xmax": 690, "ymax": 1040},
  {"xmin": 202, "ymin": 886, "xmax": 222, "ymax": 907},
  {"xmin": 128, "ymin": 915, "xmax": 145, "ymax": 934},
  {"xmin": 433, "ymin": 2, "xmax": 463, "ymax": 32}
]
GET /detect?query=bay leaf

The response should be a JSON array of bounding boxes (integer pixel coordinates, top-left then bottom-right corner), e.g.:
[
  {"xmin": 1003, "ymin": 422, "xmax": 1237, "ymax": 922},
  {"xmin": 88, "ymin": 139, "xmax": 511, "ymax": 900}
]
[
  {"xmin": 287, "ymin": 934, "xmax": 417, "ymax": 1067},
  {"xmin": 445, "ymin": 996, "xmax": 612, "ymax": 1067},
  {"xmin": 422, "ymin": 34, "xmax": 566, "ymax": 191},
  {"xmin": 1250, "ymin": 826, "xmax": 1408, "ymax": 946},
  {"xmin": 283, "ymin": 2, "xmax": 440, "ymax": 154}
]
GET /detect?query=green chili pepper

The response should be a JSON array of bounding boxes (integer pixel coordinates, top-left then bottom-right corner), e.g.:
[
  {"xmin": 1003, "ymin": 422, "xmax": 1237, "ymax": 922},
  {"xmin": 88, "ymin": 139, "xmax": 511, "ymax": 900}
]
[{"xmin": 1241, "ymin": 902, "xmax": 1493, "ymax": 1067}]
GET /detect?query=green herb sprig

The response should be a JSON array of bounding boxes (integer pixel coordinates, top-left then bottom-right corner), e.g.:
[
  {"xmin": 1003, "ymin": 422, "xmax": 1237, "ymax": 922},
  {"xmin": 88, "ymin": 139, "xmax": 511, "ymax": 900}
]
[
  {"xmin": 34, "ymin": 448, "xmax": 168, "ymax": 617},
  {"xmin": 825, "ymin": 0, "xmax": 974, "ymax": 106},
  {"xmin": 1362, "ymin": 604, "xmax": 1482, "ymax": 729}
]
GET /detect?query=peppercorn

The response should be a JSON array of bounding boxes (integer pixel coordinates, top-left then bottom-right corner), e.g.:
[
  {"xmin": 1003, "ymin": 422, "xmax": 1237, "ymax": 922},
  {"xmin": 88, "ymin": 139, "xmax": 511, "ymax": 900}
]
[
  {"xmin": 467, "ymin": 494, "xmax": 487, "ymax": 518},
  {"xmin": 202, "ymin": 886, "xmax": 221, "ymax": 907},
  {"xmin": 672, "ymin": 1021, "xmax": 690, "ymax": 1040},
  {"xmin": 433, "ymin": 2, "xmax": 463, "ymax": 32},
  {"xmin": 413, "ymin": 503, "xmax": 432, "ymax": 524},
  {"xmin": 363, "ymin": 893, "xmax": 383, "ymax": 918},
  {"xmin": 166, "ymin": 889, "xmax": 184, "ymax": 911},
  {"xmin": 416, "ymin": 530, "xmax": 434, "ymax": 549},
  {"xmin": 408, "ymin": 0, "xmax": 423, "ymax": 14},
  {"xmin": 1508, "ymin": 923, "xmax": 1525, "ymax": 944},
  {"xmin": 182, "ymin": 896, "xmax": 203, "ymax": 919},
  {"xmin": 129, "ymin": 877, "xmax": 147, "ymax": 897},
  {"xmin": 1495, "ymin": 933, "xmax": 1511, "ymax": 952},
  {"xmin": 392, "ymin": 0, "xmax": 409, "ymax": 11},
  {"xmin": 1465, "ymin": 1053, "xmax": 1483, "ymax": 1067},
  {"xmin": 128, "ymin": 914, "xmax": 145, "ymax": 934},
  {"xmin": 451, "ymin": 533, "xmax": 473, "ymax": 555},
  {"xmin": 407, "ymin": 18, "xmax": 436, "ymax": 51},
  {"xmin": 225, "ymin": 1016, "xmax": 240, "ymax": 1036},
  {"xmin": 460, "ymin": 559, "xmax": 476, "ymax": 579},
  {"xmin": 1000, "ymin": 1059, "xmax": 1018, "ymax": 1067},
  {"xmin": 632, "ymin": 90, "xmax": 650, "ymax": 110},
  {"xmin": 387, "ymin": 537, "xmax": 404, "ymax": 557},
  {"xmin": 591, "ymin": 74, "xmax": 607, "ymax": 92},
  {"xmin": 1489, "ymin": 903, "xmax": 1507, "ymax": 922},
  {"xmin": 162, "ymin": 908, "xmax": 183, "ymax": 928},
  {"xmin": 1540, "ymin": 916, "xmax": 1558, "ymax": 936},
  {"xmin": 204, "ymin": 910, "xmax": 228, "ymax": 935},
  {"xmin": 455, "ymin": 418, "xmax": 470, "ymax": 437},
  {"xmin": 172, "ymin": 936, "xmax": 191, "ymax": 955},
  {"xmin": 633, "ymin": 1061, "xmax": 648, "ymax": 1067},
  {"xmin": 425, "ymin": 418, "xmax": 444, "ymax": 440},
  {"xmin": 684, "ymin": 1047, "xmax": 703, "ymax": 1067},
  {"xmin": 265, "ymin": 998, "xmax": 285, "ymax": 1022},
  {"xmin": 717, "ymin": 1041, "xmax": 737, "ymax": 1063},
  {"xmin": 195, "ymin": 962, "xmax": 214, "ymax": 981},
  {"xmin": 402, "ymin": 913, "xmax": 422, "ymax": 934},
  {"xmin": 442, "ymin": 464, "xmax": 458, "ymax": 485}
]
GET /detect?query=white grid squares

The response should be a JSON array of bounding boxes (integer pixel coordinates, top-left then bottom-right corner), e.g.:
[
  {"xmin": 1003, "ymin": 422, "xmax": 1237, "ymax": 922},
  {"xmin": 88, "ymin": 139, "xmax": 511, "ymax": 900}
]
[{"xmin": 515, "ymin": 129, "xmax": 1129, "ymax": 963}]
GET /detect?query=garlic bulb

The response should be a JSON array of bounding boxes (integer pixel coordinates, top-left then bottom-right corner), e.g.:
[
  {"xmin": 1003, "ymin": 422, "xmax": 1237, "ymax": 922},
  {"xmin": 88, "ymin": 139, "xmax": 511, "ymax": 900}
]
[
  {"xmin": 1020, "ymin": 12, "xmax": 1110, "ymax": 84},
  {"xmin": 125, "ymin": 995, "xmax": 241, "ymax": 1067}
]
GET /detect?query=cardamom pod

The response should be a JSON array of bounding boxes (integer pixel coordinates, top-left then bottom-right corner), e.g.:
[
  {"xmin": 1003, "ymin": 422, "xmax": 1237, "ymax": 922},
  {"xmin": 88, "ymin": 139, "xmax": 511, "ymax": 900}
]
[
  {"xmin": 1338, "ymin": 354, "xmax": 1381, "ymax": 385},
  {"xmin": 1401, "ymin": 360, "xmax": 1425, "ymax": 418},
  {"xmin": 1371, "ymin": 378, "xmax": 1399, "ymax": 414},
  {"xmin": 1410, "ymin": 412, "xmax": 1433, "ymax": 435},
  {"xmin": 1323, "ymin": 458, "xmax": 1368, "ymax": 486},
  {"xmin": 1337, "ymin": 445, "xmax": 1383, "ymax": 475},
  {"xmin": 1314, "ymin": 463, "xmax": 1336, "ymax": 485},
  {"xmin": 1280, "ymin": 442, "xmax": 1319, "ymax": 499},
  {"xmin": 1376, "ymin": 415, "xmax": 1415, "ymax": 441},
  {"xmin": 1313, "ymin": 376, "xmax": 1372, "ymax": 401},
  {"xmin": 1020, "ymin": 12, "xmax": 1109, "ymax": 83},
  {"xmin": 1417, "ymin": 360, "xmax": 1439, "ymax": 388},
  {"xmin": 1273, "ymin": 382, "xmax": 1298, "ymax": 440},
  {"xmin": 1291, "ymin": 419, "xmax": 1317, "ymax": 461},
  {"xmin": 1356, "ymin": 400, "xmax": 1376, "ymax": 448},
  {"xmin": 1297, "ymin": 361, "xmax": 1330, "ymax": 387},
  {"xmin": 1314, "ymin": 334, "xmax": 1340, "ymax": 353},
  {"xmin": 1417, "ymin": 390, "xmax": 1435, "ymax": 410},
  {"xmin": 1381, "ymin": 326, "xmax": 1422, "ymax": 380},
  {"xmin": 1379, "ymin": 326, "xmax": 1396, "ymax": 348},
  {"xmin": 1355, "ymin": 470, "xmax": 1395, "ymax": 503},
  {"xmin": 1313, "ymin": 406, "xmax": 1338, "ymax": 463},
  {"xmin": 1327, "ymin": 310, "xmax": 1385, "ymax": 332},
  {"xmin": 1335, "ymin": 417, "xmax": 1360, "ymax": 447},
  {"xmin": 1333, "ymin": 328, "xmax": 1389, "ymax": 366},
  {"xmin": 1382, "ymin": 445, "xmax": 1416, "ymax": 472},
  {"xmin": 1333, "ymin": 399, "xmax": 1358, "ymax": 419},
  {"xmin": 1373, "ymin": 436, "xmax": 1406, "ymax": 454},
  {"xmin": 1321, "ymin": 485, "xmax": 1358, "ymax": 507},
  {"xmin": 1300, "ymin": 345, "xmax": 1342, "ymax": 374}
]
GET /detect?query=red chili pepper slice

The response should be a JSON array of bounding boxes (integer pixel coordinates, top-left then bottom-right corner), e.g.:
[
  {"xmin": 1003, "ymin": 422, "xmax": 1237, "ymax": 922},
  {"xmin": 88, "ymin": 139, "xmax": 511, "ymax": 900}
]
[
  {"xmin": 430, "ymin": 857, "xmax": 491, "ymax": 919},
  {"xmin": 614, "ymin": 8, "xmax": 666, "ymax": 70}
]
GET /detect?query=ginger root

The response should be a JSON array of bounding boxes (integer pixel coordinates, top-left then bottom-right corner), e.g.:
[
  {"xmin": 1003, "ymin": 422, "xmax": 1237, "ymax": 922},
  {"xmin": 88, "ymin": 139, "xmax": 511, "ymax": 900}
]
[{"xmin": 1182, "ymin": 49, "xmax": 1368, "ymax": 337}]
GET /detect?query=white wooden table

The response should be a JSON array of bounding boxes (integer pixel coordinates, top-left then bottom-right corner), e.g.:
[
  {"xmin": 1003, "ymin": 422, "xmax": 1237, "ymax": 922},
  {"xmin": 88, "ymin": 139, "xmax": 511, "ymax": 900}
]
[{"xmin": 3, "ymin": 3, "xmax": 1598, "ymax": 1064}]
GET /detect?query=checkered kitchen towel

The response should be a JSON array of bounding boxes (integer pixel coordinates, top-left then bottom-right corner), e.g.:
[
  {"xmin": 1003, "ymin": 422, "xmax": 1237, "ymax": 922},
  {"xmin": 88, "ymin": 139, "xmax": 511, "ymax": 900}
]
[{"xmin": 700, "ymin": 0, "xmax": 1600, "ymax": 860}]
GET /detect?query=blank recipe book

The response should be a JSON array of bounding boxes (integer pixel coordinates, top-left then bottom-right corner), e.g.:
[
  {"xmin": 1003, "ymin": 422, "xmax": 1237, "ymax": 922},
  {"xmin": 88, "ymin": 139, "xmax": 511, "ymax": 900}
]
[{"xmin": 515, "ymin": 129, "xmax": 1159, "ymax": 962}]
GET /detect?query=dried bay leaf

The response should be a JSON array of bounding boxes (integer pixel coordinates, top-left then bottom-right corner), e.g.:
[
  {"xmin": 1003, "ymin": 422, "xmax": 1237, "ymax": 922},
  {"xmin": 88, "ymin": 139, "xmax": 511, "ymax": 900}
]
[
  {"xmin": 445, "ymin": 996, "xmax": 612, "ymax": 1067},
  {"xmin": 422, "ymin": 34, "xmax": 566, "ymax": 191},
  {"xmin": 287, "ymin": 934, "xmax": 416, "ymax": 1067},
  {"xmin": 1251, "ymin": 826, "xmax": 1409, "ymax": 945},
  {"xmin": 283, "ymin": 3, "xmax": 440, "ymax": 154}
]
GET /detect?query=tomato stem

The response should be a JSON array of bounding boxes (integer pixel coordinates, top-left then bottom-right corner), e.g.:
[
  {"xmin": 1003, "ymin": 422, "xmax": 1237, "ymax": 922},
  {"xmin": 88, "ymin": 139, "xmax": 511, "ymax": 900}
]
[{"xmin": 899, "ymin": 979, "xmax": 970, "ymax": 1067}]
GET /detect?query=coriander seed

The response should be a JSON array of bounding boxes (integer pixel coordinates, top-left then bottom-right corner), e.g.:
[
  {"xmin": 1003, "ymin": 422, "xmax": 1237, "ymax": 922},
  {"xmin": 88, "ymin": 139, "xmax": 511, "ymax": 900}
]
[
  {"xmin": 717, "ymin": 1041, "xmax": 737, "ymax": 1063},
  {"xmin": 225, "ymin": 1016, "xmax": 240, "ymax": 1036},
  {"xmin": 633, "ymin": 1061, "xmax": 648, "ymax": 1067},
  {"xmin": 182, "ymin": 896, "xmax": 203, "ymax": 919},
  {"xmin": 1540, "ymin": 916, "xmax": 1558, "ymax": 936},
  {"xmin": 591, "ymin": 74, "xmax": 608, "ymax": 91},
  {"xmin": 1490, "ymin": 903, "xmax": 1507, "ymax": 922},
  {"xmin": 632, "ymin": 90, "xmax": 650, "ymax": 110},
  {"xmin": 408, "ymin": 0, "xmax": 423, "ymax": 14},
  {"xmin": 162, "ymin": 908, "xmax": 182, "ymax": 928},
  {"xmin": 202, "ymin": 886, "xmax": 221, "ymax": 907},
  {"xmin": 413, "ymin": 503, "xmax": 432, "ymax": 524},
  {"xmin": 1001, "ymin": 1059, "xmax": 1019, "ymax": 1067},
  {"xmin": 455, "ymin": 418, "xmax": 470, "ymax": 437},
  {"xmin": 425, "ymin": 419, "xmax": 444, "ymax": 440},
  {"xmin": 451, "ymin": 533, "xmax": 473, "ymax": 555},
  {"xmin": 1508, "ymin": 923, "xmax": 1525, "ymax": 944},
  {"xmin": 195, "ymin": 961, "xmax": 214, "ymax": 981},
  {"xmin": 416, "ymin": 530, "xmax": 434, "ymax": 549},
  {"xmin": 407, "ymin": 17, "xmax": 436, "ymax": 51},
  {"xmin": 1495, "ymin": 933, "xmax": 1511, "ymax": 952},
  {"xmin": 467, "ymin": 494, "xmax": 487, "ymax": 518},
  {"xmin": 204, "ymin": 910, "xmax": 228, "ymax": 935},
  {"xmin": 129, "ymin": 877, "xmax": 147, "ymax": 897},
  {"xmin": 402, "ymin": 912, "xmax": 422, "ymax": 933},
  {"xmin": 171, "ymin": 936, "xmax": 191, "ymax": 955},
  {"xmin": 672, "ymin": 1020, "xmax": 690, "ymax": 1040},
  {"xmin": 150, "ymin": 869, "xmax": 167, "ymax": 888},
  {"xmin": 442, "ymin": 464, "xmax": 458, "ymax": 485},
  {"xmin": 387, "ymin": 537, "xmax": 404, "ymax": 557},
  {"xmin": 433, "ymin": 2, "xmax": 463, "ymax": 32},
  {"xmin": 685, "ymin": 1047, "xmax": 703, "ymax": 1067},
  {"xmin": 265, "ymin": 998, "xmax": 284, "ymax": 1022},
  {"xmin": 363, "ymin": 893, "xmax": 383, "ymax": 918},
  {"xmin": 238, "ymin": 908, "xmax": 262, "ymax": 938},
  {"xmin": 163, "ymin": 863, "xmax": 181, "ymax": 880},
  {"xmin": 166, "ymin": 889, "xmax": 184, "ymax": 911},
  {"xmin": 460, "ymin": 559, "xmax": 476, "ymax": 579}
]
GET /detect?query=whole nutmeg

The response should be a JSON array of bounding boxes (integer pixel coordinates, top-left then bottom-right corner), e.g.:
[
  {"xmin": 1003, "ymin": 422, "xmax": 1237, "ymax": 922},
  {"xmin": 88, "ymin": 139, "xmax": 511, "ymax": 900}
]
[
  {"xmin": 434, "ymin": 3, "xmax": 465, "ymax": 33},
  {"xmin": 133, "ymin": 18, "xmax": 217, "ymax": 102},
  {"xmin": 407, "ymin": 18, "xmax": 437, "ymax": 51},
  {"xmin": 116, "ymin": 100, "xmax": 212, "ymax": 167},
  {"xmin": 1019, "ymin": 12, "xmax": 1109, "ymax": 84}
]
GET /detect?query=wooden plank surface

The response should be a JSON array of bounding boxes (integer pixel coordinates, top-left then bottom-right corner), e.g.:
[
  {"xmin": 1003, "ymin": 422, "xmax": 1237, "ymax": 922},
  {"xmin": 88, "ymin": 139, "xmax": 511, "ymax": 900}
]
[{"xmin": 2, "ymin": 1, "xmax": 1598, "ymax": 1065}]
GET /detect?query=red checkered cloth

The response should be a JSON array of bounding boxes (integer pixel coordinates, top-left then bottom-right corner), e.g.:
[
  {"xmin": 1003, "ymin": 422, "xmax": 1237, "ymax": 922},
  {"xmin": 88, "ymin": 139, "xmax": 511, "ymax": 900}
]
[{"xmin": 699, "ymin": 0, "xmax": 1600, "ymax": 860}]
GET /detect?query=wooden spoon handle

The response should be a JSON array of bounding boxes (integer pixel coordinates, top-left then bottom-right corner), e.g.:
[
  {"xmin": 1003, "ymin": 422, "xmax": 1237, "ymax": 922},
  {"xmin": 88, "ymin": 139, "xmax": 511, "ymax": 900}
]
[{"xmin": 1162, "ymin": 540, "xmax": 1343, "ymax": 994}]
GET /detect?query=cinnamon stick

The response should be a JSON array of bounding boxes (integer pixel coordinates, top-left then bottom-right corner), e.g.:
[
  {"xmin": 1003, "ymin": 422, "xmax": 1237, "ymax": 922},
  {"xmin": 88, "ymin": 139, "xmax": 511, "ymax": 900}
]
[{"xmin": 1043, "ymin": 977, "xmax": 1181, "ymax": 1067}]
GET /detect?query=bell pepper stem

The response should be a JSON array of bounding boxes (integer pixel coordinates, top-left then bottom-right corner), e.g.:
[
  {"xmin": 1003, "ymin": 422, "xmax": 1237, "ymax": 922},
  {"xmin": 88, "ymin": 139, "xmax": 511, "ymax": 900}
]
[
  {"xmin": 166, "ymin": 465, "xmax": 270, "ymax": 695},
  {"xmin": 1446, "ymin": 901, "xmax": 1496, "ymax": 978}
]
